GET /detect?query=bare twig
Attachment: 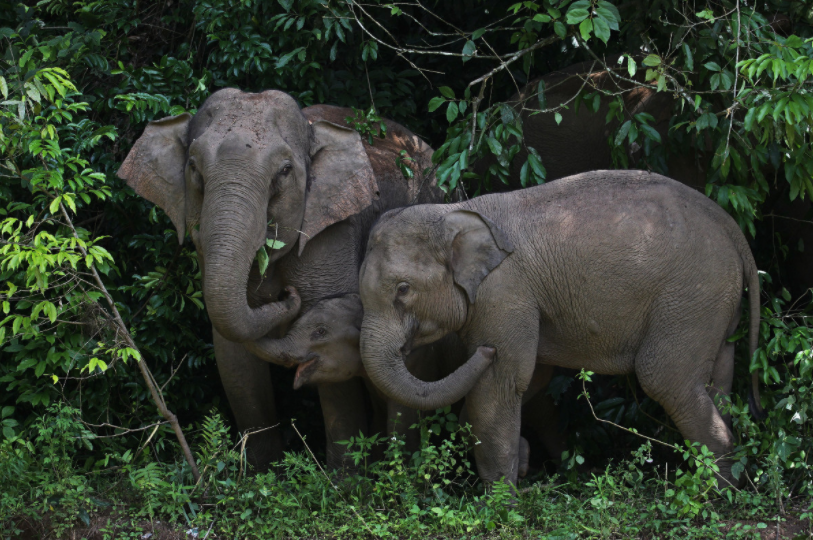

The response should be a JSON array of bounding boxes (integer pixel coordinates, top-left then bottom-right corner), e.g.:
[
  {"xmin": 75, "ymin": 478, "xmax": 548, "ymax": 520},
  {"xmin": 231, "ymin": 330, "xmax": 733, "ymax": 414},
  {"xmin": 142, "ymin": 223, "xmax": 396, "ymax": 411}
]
[
  {"xmin": 59, "ymin": 201, "xmax": 200, "ymax": 482},
  {"xmin": 468, "ymin": 34, "xmax": 560, "ymax": 87},
  {"xmin": 82, "ymin": 420, "xmax": 169, "ymax": 438},
  {"xmin": 724, "ymin": 0, "xmax": 742, "ymax": 158},
  {"xmin": 160, "ymin": 353, "xmax": 189, "ymax": 393},
  {"xmin": 580, "ymin": 376, "xmax": 740, "ymax": 492}
]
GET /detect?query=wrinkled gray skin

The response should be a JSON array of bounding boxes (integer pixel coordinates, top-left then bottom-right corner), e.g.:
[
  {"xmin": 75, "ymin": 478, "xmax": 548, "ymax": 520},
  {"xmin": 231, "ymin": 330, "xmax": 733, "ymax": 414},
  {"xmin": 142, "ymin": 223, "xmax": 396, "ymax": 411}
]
[
  {"xmin": 118, "ymin": 90, "xmax": 443, "ymax": 470},
  {"xmin": 479, "ymin": 60, "xmax": 812, "ymax": 298},
  {"xmin": 359, "ymin": 170, "xmax": 761, "ymax": 488},
  {"xmin": 248, "ymin": 293, "xmax": 566, "ymax": 476}
]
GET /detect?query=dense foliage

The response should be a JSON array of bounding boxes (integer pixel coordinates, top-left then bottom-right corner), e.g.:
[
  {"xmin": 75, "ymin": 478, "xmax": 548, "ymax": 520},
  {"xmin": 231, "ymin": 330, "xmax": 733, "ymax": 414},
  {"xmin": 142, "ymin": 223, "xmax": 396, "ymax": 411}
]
[{"xmin": 0, "ymin": 0, "xmax": 811, "ymax": 536}]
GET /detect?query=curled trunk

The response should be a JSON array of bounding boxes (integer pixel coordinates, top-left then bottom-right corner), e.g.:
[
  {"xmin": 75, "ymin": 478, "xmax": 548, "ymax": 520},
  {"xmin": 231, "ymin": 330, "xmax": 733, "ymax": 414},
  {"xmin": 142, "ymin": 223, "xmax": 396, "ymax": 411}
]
[
  {"xmin": 360, "ymin": 318, "xmax": 493, "ymax": 410},
  {"xmin": 200, "ymin": 174, "xmax": 298, "ymax": 343}
]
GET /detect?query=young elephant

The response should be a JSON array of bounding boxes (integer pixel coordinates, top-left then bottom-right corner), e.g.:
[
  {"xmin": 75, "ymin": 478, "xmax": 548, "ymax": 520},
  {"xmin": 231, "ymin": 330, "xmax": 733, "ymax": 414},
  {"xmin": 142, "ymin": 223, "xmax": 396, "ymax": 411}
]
[
  {"xmin": 246, "ymin": 294, "xmax": 565, "ymax": 476},
  {"xmin": 358, "ymin": 170, "xmax": 762, "ymax": 488}
]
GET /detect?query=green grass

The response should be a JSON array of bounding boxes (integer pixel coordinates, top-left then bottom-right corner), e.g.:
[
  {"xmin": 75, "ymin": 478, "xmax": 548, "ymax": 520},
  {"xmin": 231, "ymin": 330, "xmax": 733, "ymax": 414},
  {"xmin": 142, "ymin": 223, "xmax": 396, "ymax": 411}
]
[{"xmin": 2, "ymin": 406, "xmax": 811, "ymax": 539}]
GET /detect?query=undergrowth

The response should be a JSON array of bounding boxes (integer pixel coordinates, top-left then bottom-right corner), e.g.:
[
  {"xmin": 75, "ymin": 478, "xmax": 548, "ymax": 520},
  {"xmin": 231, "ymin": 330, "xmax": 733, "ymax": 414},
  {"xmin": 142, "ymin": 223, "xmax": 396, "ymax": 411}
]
[{"xmin": 1, "ymin": 404, "xmax": 811, "ymax": 539}]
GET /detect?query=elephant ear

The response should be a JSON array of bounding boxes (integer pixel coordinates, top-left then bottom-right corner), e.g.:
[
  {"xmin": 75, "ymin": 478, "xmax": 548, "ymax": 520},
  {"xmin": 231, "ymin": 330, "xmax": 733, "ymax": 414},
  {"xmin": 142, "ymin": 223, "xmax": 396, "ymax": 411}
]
[
  {"xmin": 117, "ymin": 113, "xmax": 191, "ymax": 244},
  {"xmin": 444, "ymin": 210, "xmax": 514, "ymax": 303},
  {"xmin": 300, "ymin": 120, "xmax": 378, "ymax": 255}
]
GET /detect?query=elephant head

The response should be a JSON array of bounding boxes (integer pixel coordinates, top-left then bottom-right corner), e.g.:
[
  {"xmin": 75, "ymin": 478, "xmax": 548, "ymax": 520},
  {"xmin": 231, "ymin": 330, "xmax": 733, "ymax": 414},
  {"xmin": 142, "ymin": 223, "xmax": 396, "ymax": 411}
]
[
  {"xmin": 358, "ymin": 207, "xmax": 510, "ymax": 409},
  {"xmin": 244, "ymin": 294, "xmax": 365, "ymax": 389},
  {"xmin": 118, "ymin": 89, "xmax": 379, "ymax": 342}
]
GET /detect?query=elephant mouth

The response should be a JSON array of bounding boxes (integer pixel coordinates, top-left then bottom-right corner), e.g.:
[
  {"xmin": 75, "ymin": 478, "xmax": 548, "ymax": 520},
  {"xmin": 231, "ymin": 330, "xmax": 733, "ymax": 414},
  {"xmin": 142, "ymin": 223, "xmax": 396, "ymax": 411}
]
[{"xmin": 293, "ymin": 355, "xmax": 319, "ymax": 390}]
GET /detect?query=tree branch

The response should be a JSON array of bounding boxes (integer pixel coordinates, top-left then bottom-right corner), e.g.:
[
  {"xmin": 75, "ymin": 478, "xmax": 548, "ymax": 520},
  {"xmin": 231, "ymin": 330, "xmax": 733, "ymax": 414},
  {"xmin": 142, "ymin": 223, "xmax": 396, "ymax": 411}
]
[{"xmin": 59, "ymin": 201, "xmax": 200, "ymax": 482}]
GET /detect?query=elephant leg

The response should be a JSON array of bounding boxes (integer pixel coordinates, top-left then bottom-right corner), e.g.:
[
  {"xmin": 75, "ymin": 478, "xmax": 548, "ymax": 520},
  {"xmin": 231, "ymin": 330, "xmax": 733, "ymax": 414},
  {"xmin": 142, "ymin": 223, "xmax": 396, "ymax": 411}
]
[
  {"xmin": 522, "ymin": 385, "xmax": 567, "ymax": 462},
  {"xmin": 518, "ymin": 436, "xmax": 530, "ymax": 478},
  {"xmin": 709, "ymin": 303, "xmax": 741, "ymax": 429},
  {"xmin": 466, "ymin": 370, "xmax": 525, "ymax": 489},
  {"xmin": 709, "ymin": 337, "xmax": 735, "ymax": 429},
  {"xmin": 636, "ymin": 337, "xmax": 736, "ymax": 486},
  {"xmin": 464, "ymin": 329, "xmax": 538, "ymax": 490},
  {"xmin": 318, "ymin": 378, "xmax": 368, "ymax": 471},
  {"xmin": 213, "ymin": 327, "xmax": 282, "ymax": 471}
]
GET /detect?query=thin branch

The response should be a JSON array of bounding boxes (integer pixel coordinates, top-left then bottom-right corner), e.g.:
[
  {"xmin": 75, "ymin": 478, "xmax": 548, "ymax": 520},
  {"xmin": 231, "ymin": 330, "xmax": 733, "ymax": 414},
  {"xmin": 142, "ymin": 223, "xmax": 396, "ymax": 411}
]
[
  {"xmin": 82, "ymin": 420, "xmax": 170, "ymax": 438},
  {"xmin": 581, "ymin": 377, "xmax": 740, "ymax": 492},
  {"xmin": 468, "ymin": 34, "xmax": 560, "ymax": 87},
  {"xmin": 58, "ymin": 201, "xmax": 200, "ymax": 482}
]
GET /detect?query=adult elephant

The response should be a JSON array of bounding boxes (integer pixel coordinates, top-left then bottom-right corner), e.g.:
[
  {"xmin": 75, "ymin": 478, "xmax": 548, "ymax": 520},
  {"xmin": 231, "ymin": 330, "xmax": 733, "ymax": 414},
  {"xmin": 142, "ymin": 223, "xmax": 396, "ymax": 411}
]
[
  {"xmin": 480, "ymin": 60, "xmax": 812, "ymax": 297},
  {"xmin": 118, "ymin": 89, "xmax": 442, "ymax": 470}
]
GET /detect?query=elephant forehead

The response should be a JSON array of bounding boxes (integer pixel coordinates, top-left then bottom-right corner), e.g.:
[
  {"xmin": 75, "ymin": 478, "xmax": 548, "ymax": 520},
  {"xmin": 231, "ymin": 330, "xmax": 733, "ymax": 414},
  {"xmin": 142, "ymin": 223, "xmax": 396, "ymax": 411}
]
[{"xmin": 194, "ymin": 90, "xmax": 309, "ymax": 150}]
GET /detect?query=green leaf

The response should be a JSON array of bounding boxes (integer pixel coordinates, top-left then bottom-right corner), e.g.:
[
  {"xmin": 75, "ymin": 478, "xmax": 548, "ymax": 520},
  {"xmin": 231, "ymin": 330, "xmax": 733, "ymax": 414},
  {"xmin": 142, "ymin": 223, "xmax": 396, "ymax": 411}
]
[
  {"xmin": 704, "ymin": 61, "xmax": 721, "ymax": 72},
  {"xmin": 1, "ymin": 406, "xmax": 13, "ymax": 418},
  {"xmin": 642, "ymin": 54, "xmax": 661, "ymax": 67},
  {"xmin": 0, "ymin": 76, "xmax": 7, "ymax": 99},
  {"xmin": 520, "ymin": 161, "xmax": 530, "ymax": 187},
  {"xmin": 695, "ymin": 112, "xmax": 718, "ymax": 131},
  {"xmin": 554, "ymin": 112, "xmax": 563, "ymax": 125},
  {"xmin": 614, "ymin": 120, "xmax": 631, "ymax": 146},
  {"xmin": 486, "ymin": 136, "xmax": 503, "ymax": 156},
  {"xmin": 428, "ymin": 96, "xmax": 446, "ymax": 112},
  {"xmin": 638, "ymin": 123, "xmax": 661, "ymax": 143},
  {"xmin": 627, "ymin": 57, "xmax": 637, "ymax": 77},
  {"xmin": 533, "ymin": 14, "xmax": 551, "ymax": 23},
  {"xmin": 537, "ymin": 80, "xmax": 546, "ymax": 110},
  {"xmin": 578, "ymin": 18, "xmax": 593, "ymax": 41},
  {"xmin": 471, "ymin": 28, "xmax": 486, "ymax": 40},
  {"xmin": 446, "ymin": 101, "xmax": 459, "ymax": 123},
  {"xmin": 44, "ymin": 302, "xmax": 57, "ymax": 323},
  {"xmin": 461, "ymin": 40, "xmax": 476, "ymax": 62},
  {"xmin": 554, "ymin": 21, "xmax": 566, "ymax": 38},
  {"xmin": 255, "ymin": 245, "xmax": 270, "ymax": 277},
  {"xmin": 527, "ymin": 150, "xmax": 546, "ymax": 181},
  {"xmin": 595, "ymin": 3, "xmax": 619, "ymax": 30},
  {"xmin": 25, "ymin": 83, "xmax": 40, "ymax": 103},
  {"xmin": 566, "ymin": 8, "xmax": 590, "ymax": 24},
  {"xmin": 18, "ymin": 358, "xmax": 37, "ymax": 372},
  {"xmin": 682, "ymin": 42, "xmax": 694, "ymax": 70},
  {"xmin": 439, "ymin": 86, "xmax": 455, "ymax": 99},
  {"xmin": 266, "ymin": 239, "xmax": 286, "ymax": 250},
  {"xmin": 592, "ymin": 16, "xmax": 610, "ymax": 43},
  {"xmin": 49, "ymin": 196, "xmax": 61, "ymax": 214}
]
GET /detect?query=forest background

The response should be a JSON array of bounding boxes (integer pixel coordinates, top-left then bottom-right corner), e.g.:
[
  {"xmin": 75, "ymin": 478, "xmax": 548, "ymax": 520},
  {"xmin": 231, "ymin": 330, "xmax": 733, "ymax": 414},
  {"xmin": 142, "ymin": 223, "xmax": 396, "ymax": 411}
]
[{"xmin": 0, "ymin": 0, "xmax": 812, "ymax": 538}]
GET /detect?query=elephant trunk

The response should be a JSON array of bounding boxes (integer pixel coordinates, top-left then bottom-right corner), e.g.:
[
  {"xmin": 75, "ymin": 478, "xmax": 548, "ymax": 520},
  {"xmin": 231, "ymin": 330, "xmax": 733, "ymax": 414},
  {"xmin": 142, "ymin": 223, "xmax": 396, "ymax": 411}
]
[
  {"xmin": 244, "ymin": 335, "xmax": 299, "ymax": 367},
  {"xmin": 200, "ymin": 171, "xmax": 297, "ymax": 343},
  {"xmin": 360, "ymin": 316, "xmax": 494, "ymax": 410}
]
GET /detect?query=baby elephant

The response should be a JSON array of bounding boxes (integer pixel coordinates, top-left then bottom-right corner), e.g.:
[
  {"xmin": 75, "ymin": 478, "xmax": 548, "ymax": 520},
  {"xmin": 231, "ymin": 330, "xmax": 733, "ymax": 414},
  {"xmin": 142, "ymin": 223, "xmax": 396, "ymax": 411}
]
[
  {"xmin": 358, "ymin": 170, "xmax": 762, "ymax": 488},
  {"xmin": 246, "ymin": 294, "xmax": 560, "ymax": 476}
]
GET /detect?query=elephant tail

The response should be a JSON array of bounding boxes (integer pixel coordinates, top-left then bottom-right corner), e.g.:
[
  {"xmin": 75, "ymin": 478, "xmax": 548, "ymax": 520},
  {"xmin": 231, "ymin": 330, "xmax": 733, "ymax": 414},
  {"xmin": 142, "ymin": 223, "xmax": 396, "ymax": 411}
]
[{"xmin": 743, "ymin": 251, "xmax": 766, "ymax": 421}]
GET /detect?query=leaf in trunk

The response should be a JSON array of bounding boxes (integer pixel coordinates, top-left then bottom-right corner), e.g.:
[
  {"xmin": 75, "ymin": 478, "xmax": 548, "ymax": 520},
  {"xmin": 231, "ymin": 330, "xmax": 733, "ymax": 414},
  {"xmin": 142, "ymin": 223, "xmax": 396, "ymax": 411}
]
[
  {"xmin": 266, "ymin": 239, "xmax": 286, "ymax": 250},
  {"xmin": 255, "ymin": 245, "xmax": 270, "ymax": 276}
]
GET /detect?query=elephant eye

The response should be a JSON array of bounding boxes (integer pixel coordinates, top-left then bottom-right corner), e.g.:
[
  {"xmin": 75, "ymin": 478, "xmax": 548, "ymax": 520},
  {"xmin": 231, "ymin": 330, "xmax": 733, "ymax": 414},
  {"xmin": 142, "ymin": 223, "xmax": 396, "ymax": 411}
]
[
  {"xmin": 280, "ymin": 163, "xmax": 293, "ymax": 176},
  {"xmin": 396, "ymin": 282, "xmax": 410, "ymax": 296},
  {"xmin": 312, "ymin": 326, "xmax": 327, "ymax": 340}
]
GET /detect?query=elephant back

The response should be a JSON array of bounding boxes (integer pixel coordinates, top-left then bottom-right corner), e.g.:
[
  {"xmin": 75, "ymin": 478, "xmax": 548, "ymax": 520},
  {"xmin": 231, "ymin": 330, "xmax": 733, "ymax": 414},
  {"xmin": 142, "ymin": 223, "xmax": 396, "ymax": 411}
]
[{"xmin": 302, "ymin": 105, "xmax": 442, "ymax": 208}]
